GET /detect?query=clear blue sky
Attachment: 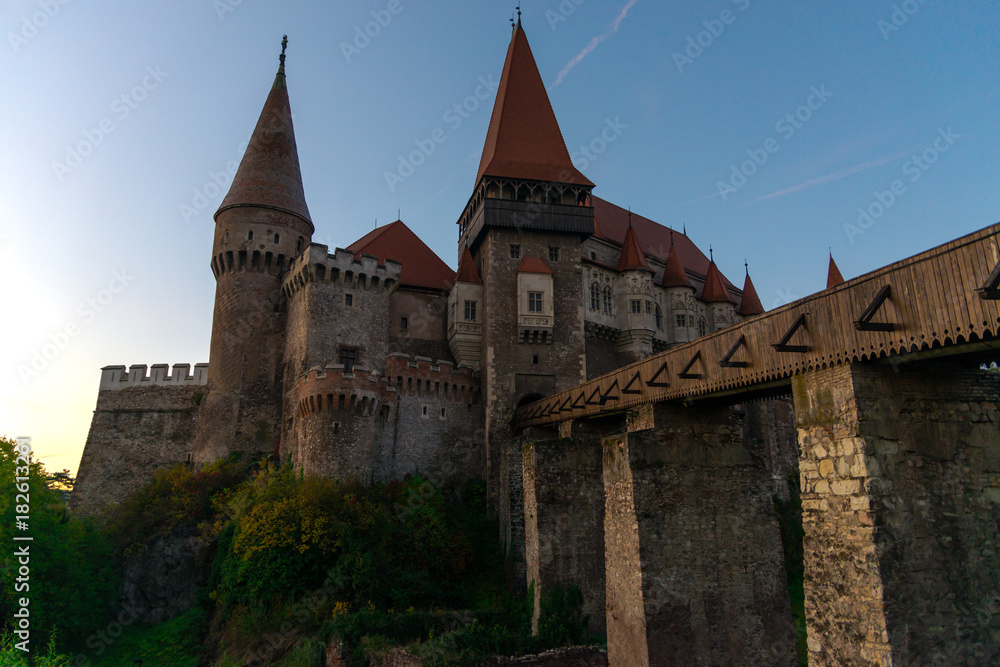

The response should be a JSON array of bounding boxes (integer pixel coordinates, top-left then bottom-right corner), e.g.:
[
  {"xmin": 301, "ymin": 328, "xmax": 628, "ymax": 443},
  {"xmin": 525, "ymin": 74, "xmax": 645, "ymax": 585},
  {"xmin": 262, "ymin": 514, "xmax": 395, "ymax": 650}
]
[{"xmin": 2, "ymin": 0, "xmax": 998, "ymax": 474}]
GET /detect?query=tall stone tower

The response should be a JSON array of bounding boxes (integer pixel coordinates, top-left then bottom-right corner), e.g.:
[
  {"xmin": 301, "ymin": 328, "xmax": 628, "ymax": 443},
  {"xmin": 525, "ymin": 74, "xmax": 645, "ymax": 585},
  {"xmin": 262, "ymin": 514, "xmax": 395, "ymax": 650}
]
[
  {"xmin": 195, "ymin": 38, "xmax": 313, "ymax": 464},
  {"xmin": 456, "ymin": 19, "xmax": 595, "ymax": 500}
]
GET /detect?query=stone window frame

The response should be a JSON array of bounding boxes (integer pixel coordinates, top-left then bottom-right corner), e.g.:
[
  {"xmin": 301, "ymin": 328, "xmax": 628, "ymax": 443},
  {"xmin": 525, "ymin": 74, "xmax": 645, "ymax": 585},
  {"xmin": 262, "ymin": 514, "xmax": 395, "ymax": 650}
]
[
  {"xmin": 400, "ymin": 316, "xmax": 408, "ymax": 330},
  {"xmin": 345, "ymin": 293, "xmax": 353, "ymax": 306},
  {"xmin": 421, "ymin": 405, "xmax": 430, "ymax": 418},
  {"xmin": 676, "ymin": 313, "xmax": 687, "ymax": 328},
  {"xmin": 655, "ymin": 305, "xmax": 663, "ymax": 330},
  {"xmin": 248, "ymin": 230, "xmax": 254, "ymax": 240},
  {"xmin": 548, "ymin": 246, "xmax": 559, "ymax": 262},
  {"xmin": 339, "ymin": 346, "xmax": 358, "ymax": 372},
  {"xmin": 698, "ymin": 316, "xmax": 707, "ymax": 337},
  {"xmin": 527, "ymin": 291, "xmax": 543, "ymax": 313},
  {"xmin": 464, "ymin": 300, "xmax": 477, "ymax": 321},
  {"xmin": 630, "ymin": 299, "xmax": 642, "ymax": 314},
  {"xmin": 602, "ymin": 286, "xmax": 614, "ymax": 315},
  {"xmin": 589, "ymin": 282, "xmax": 600, "ymax": 311},
  {"xmin": 510, "ymin": 244, "xmax": 521, "ymax": 259},
  {"xmin": 439, "ymin": 407, "xmax": 447, "ymax": 420}
]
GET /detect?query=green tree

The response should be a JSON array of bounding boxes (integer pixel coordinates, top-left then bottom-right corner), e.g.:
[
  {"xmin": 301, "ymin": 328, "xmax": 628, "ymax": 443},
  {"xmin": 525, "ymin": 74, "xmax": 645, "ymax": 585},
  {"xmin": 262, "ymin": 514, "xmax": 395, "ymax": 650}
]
[{"xmin": 0, "ymin": 436, "xmax": 118, "ymax": 653}]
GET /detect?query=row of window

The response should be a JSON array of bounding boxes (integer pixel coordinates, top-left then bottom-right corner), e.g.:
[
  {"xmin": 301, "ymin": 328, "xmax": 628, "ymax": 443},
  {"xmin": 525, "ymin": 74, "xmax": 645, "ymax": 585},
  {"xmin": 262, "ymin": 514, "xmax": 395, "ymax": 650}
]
[
  {"xmin": 222, "ymin": 229, "xmax": 304, "ymax": 252},
  {"xmin": 510, "ymin": 244, "xmax": 559, "ymax": 262}
]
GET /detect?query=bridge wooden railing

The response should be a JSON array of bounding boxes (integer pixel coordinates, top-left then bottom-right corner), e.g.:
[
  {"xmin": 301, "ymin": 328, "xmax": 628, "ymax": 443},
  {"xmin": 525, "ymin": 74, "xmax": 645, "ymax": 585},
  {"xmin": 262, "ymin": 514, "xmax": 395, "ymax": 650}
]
[{"xmin": 514, "ymin": 222, "xmax": 1000, "ymax": 428}]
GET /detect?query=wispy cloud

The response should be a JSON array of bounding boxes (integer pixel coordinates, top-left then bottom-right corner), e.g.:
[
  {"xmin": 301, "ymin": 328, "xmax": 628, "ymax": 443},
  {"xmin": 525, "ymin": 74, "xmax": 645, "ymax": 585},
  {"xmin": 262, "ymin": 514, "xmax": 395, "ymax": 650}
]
[
  {"xmin": 552, "ymin": 0, "xmax": 640, "ymax": 87},
  {"xmin": 674, "ymin": 187, "xmax": 740, "ymax": 207},
  {"xmin": 749, "ymin": 151, "xmax": 910, "ymax": 203}
]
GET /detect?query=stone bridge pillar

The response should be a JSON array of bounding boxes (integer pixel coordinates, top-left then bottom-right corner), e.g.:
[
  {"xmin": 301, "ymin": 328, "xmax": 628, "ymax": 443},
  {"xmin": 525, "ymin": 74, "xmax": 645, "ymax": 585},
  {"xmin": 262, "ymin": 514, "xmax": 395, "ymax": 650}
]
[
  {"xmin": 522, "ymin": 419, "xmax": 614, "ymax": 636},
  {"xmin": 792, "ymin": 362, "xmax": 1000, "ymax": 666},
  {"xmin": 602, "ymin": 403, "xmax": 798, "ymax": 667}
]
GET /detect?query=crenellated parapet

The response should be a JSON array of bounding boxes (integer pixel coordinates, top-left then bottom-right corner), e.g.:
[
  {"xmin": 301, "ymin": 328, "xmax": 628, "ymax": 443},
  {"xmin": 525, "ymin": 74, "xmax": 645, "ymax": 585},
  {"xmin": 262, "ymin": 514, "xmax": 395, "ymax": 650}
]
[
  {"xmin": 99, "ymin": 363, "xmax": 209, "ymax": 390},
  {"xmin": 297, "ymin": 364, "xmax": 396, "ymax": 419},
  {"xmin": 384, "ymin": 353, "xmax": 481, "ymax": 404},
  {"xmin": 281, "ymin": 243, "xmax": 401, "ymax": 299},
  {"xmin": 296, "ymin": 353, "xmax": 480, "ymax": 420}
]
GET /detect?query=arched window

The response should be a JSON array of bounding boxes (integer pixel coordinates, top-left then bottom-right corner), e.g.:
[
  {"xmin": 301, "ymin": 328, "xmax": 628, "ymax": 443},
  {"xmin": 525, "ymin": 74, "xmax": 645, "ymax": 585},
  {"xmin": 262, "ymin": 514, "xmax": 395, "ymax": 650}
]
[
  {"xmin": 698, "ymin": 316, "xmax": 707, "ymax": 338},
  {"xmin": 602, "ymin": 286, "xmax": 614, "ymax": 315},
  {"xmin": 590, "ymin": 283, "xmax": 600, "ymax": 311},
  {"xmin": 655, "ymin": 305, "xmax": 663, "ymax": 330}
]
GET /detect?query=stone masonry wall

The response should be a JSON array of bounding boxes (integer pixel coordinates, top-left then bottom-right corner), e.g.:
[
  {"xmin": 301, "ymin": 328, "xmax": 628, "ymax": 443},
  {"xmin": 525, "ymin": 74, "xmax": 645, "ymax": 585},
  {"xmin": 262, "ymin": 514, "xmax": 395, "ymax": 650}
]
[
  {"xmin": 622, "ymin": 403, "xmax": 797, "ymax": 666},
  {"xmin": 73, "ymin": 366, "xmax": 204, "ymax": 515},
  {"xmin": 793, "ymin": 362, "xmax": 1000, "ymax": 666},
  {"xmin": 522, "ymin": 433, "xmax": 607, "ymax": 635}
]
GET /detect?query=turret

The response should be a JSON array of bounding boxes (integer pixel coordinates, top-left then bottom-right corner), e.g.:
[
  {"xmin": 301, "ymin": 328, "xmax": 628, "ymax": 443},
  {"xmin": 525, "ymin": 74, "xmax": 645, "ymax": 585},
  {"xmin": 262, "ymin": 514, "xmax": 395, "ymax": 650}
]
[
  {"xmin": 661, "ymin": 232, "xmax": 697, "ymax": 343},
  {"xmin": 615, "ymin": 220, "xmax": 656, "ymax": 360},
  {"xmin": 827, "ymin": 253, "xmax": 845, "ymax": 288},
  {"xmin": 448, "ymin": 247, "xmax": 484, "ymax": 368},
  {"xmin": 702, "ymin": 249, "xmax": 738, "ymax": 333},
  {"xmin": 737, "ymin": 262, "xmax": 765, "ymax": 318},
  {"xmin": 195, "ymin": 37, "xmax": 313, "ymax": 464}
]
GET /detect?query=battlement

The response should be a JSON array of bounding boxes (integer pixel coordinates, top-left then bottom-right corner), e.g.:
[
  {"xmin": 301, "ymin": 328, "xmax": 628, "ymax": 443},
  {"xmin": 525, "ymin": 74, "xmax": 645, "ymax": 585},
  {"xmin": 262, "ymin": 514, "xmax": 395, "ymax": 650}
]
[
  {"xmin": 282, "ymin": 243, "xmax": 402, "ymax": 298},
  {"xmin": 385, "ymin": 353, "xmax": 480, "ymax": 403},
  {"xmin": 99, "ymin": 363, "xmax": 209, "ymax": 390},
  {"xmin": 298, "ymin": 363, "xmax": 395, "ymax": 419}
]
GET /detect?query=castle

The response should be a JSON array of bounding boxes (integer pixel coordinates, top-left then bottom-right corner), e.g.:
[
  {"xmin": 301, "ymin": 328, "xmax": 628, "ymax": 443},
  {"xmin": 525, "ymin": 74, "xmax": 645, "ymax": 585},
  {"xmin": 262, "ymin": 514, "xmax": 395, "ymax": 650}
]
[{"xmin": 72, "ymin": 22, "xmax": 765, "ymax": 514}]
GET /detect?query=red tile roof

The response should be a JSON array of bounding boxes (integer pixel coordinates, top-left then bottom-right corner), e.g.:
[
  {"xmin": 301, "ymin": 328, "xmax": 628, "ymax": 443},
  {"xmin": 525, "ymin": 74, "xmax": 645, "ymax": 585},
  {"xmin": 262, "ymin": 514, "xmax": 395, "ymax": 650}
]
[
  {"xmin": 347, "ymin": 220, "xmax": 455, "ymax": 290},
  {"xmin": 476, "ymin": 24, "xmax": 593, "ymax": 187},
  {"xmin": 456, "ymin": 247, "xmax": 482, "ymax": 284},
  {"xmin": 616, "ymin": 224, "xmax": 652, "ymax": 272},
  {"xmin": 661, "ymin": 242, "xmax": 692, "ymax": 289},
  {"xmin": 702, "ymin": 261, "xmax": 736, "ymax": 303},
  {"xmin": 517, "ymin": 257, "xmax": 554, "ymax": 274},
  {"xmin": 738, "ymin": 272, "xmax": 765, "ymax": 316},
  {"xmin": 827, "ymin": 256, "xmax": 845, "ymax": 288},
  {"xmin": 217, "ymin": 58, "xmax": 312, "ymax": 229},
  {"xmin": 591, "ymin": 197, "xmax": 736, "ymax": 292}
]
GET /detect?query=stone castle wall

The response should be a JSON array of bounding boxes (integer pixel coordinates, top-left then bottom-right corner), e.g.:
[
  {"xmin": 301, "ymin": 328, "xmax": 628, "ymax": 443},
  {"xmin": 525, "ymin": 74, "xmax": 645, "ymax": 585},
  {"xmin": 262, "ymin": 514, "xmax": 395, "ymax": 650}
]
[
  {"xmin": 72, "ymin": 364, "xmax": 207, "ymax": 516},
  {"xmin": 793, "ymin": 362, "xmax": 1000, "ymax": 666},
  {"xmin": 293, "ymin": 355, "xmax": 481, "ymax": 484}
]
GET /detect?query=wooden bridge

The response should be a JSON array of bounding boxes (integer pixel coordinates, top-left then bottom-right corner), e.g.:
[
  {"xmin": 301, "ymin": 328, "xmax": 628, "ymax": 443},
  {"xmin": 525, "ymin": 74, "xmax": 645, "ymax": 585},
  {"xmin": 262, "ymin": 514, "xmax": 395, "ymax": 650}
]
[{"xmin": 515, "ymin": 222, "xmax": 1000, "ymax": 427}]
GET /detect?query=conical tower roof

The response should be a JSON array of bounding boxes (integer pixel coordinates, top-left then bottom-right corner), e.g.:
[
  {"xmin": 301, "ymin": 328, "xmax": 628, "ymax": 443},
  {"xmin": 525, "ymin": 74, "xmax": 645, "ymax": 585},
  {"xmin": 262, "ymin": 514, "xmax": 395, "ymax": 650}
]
[
  {"xmin": 216, "ymin": 37, "xmax": 312, "ymax": 229},
  {"xmin": 702, "ymin": 259, "xmax": 735, "ymax": 304},
  {"xmin": 616, "ymin": 222, "xmax": 651, "ymax": 272},
  {"xmin": 661, "ymin": 237, "xmax": 692, "ymax": 289},
  {"xmin": 827, "ymin": 255, "xmax": 845, "ymax": 288},
  {"xmin": 456, "ymin": 247, "xmax": 482, "ymax": 284},
  {"xmin": 738, "ymin": 267, "xmax": 764, "ymax": 316},
  {"xmin": 476, "ymin": 21, "xmax": 593, "ymax": 187}
]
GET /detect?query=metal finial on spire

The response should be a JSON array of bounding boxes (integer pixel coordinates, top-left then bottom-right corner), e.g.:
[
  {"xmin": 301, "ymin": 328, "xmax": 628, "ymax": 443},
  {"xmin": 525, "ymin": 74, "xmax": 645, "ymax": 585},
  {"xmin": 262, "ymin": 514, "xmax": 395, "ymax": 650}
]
[
  {"xmin": 280, "ymin": 35, "xmax": 288, "ymax": 65},
  {"xmin": 745, "ymin": 259, "xmax": 749, "ymax": 275},
  {"xmin": 683, "ymin": 223, "xmax": 687, "ymax": 235},
  {"xmin": 710, "ymin": 245, "xmax": 714, "ymax": 262},
  {"xmin": 670, "ymin": 229, "xmax": 674, "ymax": 246},
  {"xmin": 627, "ymin": 207, "xmax": 632, "ymax": 228}
]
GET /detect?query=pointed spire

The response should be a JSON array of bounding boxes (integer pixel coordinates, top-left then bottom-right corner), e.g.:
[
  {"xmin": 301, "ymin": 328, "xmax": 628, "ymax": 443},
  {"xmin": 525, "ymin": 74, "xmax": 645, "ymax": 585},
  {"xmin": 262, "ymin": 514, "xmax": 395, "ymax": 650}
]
[
  {"xmin": 738, "ymin": 263, "xmax": 764, "ymax": 316},
  {"xmin": 456, "ymin": 247, "xmax": 482, "ymax": 284},
  {"xmin": 827, "ymin": 253, "xmax": 845, "ymax": 288},
  {"xmin": 616, "ymin": 224, "xmax": 651, "ymax": 272},
  {"xmin": 661, "ymin": 240, "xmax": 692, "ymax": 289},
  {"xmin": 216, "ymin": 36, "xmax": 312, "ymax": 229},
  {"xmin": 702, "ymin": 257, "xmax": 735, "ymax": 304},
  {"xmin": 476, "ymin": 21, "xmax": 593, "ymax": 187}
]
